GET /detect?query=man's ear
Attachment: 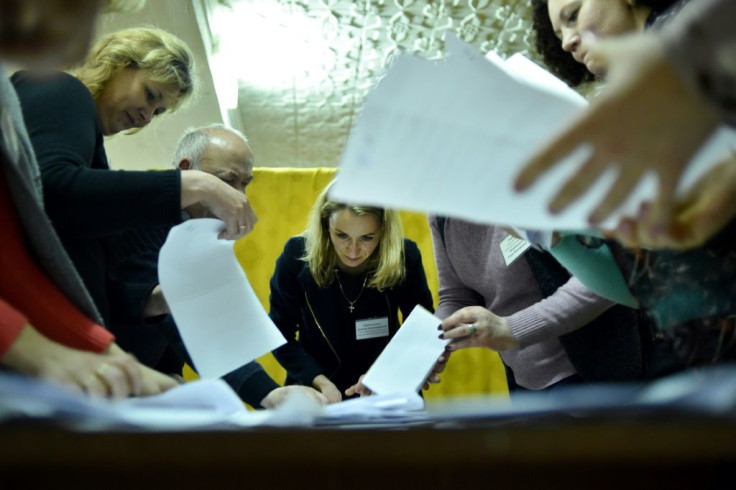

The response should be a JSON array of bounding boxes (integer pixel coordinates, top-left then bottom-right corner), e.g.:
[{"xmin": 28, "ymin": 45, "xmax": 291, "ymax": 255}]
[{"xmin": 178, "ymin": 158, "xmax": 191, "ymax": 170}]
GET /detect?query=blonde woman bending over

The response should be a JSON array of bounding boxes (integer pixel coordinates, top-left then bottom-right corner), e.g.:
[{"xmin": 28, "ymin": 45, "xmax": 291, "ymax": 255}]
[
  {"xmin": 12, "ymin": 27, "xmax": 257, "ymax": 329},
  {"xmin": 268, "ymin": 180, "xmax": 434, "ymax": 403}
]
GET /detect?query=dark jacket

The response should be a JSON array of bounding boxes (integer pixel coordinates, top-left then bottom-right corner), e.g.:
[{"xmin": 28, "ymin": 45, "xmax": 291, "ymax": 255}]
[
  {"xmin": 269, "ymin": 236, "xmax": 434, "ymax": 394},
  {"xmin": 11, "ymin": 71, "xmax": 182, "ymax": 324},
  {"xmin": 0, "ymin": 68, "xmax": 101, "ymax": 325}
]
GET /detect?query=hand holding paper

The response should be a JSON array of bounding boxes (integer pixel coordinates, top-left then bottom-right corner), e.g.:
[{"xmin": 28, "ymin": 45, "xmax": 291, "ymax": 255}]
[
  {"xmin": 515, "ymin": 33, "xmax": 722, "ymax": 235},
  {"xmin": 158, "ymin": 219, "xmax": 285, "ymax": 379},
  {"xmin": 361, "ymin": 306, "xmax": 450, "ymax": 395},
  {"xmin": 332, "ymin": 33, "xmax": 735, "ymax": 233}
]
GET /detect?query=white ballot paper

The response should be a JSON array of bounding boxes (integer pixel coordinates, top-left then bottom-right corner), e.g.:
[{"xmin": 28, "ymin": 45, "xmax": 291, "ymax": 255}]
[
  {"xmin": 158, "ymin": 219, "xmax": 286, "ymax": 379},
  {"xmin": 362, "ymin": 305, "xmax": 450, "ymax": 395},
  {"xmin": 332, "ymin": 32, "xmax": 736, "ymax": 231},
  {"xmin": 0, "ymin": 373, "xmax": 428, "ymax": 430}
]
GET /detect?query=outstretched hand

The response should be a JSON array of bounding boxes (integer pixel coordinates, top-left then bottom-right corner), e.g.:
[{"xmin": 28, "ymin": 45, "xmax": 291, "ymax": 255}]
[
  {"xmin": 345, "ymin": 374, "xmax": 372, "ymax": 398},
  {"xmin": 261, "ymin": 385, "xmax": 329, "ymax": 409},
  {"xmin": 3, "ymin": 326, "xmax": 147, "ymax": 399},
  {"xmin": 607, "ymin": 153, "xmax": 736, "ymax": 249},
  {"xmin": 515, "ymin": 33, "xmax": 719, "ymax": 235},
  {"xmin": 312, "ymin": 374, "xmax": 342, "ymax": 403}
]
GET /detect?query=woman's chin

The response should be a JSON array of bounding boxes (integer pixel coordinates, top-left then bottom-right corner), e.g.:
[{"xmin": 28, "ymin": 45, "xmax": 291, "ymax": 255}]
[
  {"xmin": 586, "ymin": 60, "xmax": 608, "ymax": 79},
  {"xmin": 338, "ymin": 258, "xmax": 367, "ymax": 273}
]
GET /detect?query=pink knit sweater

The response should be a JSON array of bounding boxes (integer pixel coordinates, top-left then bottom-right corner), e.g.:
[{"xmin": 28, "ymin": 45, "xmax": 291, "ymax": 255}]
[{"xmin": 430, "ymin": 217, "xmax": 613, "ymax": 390}]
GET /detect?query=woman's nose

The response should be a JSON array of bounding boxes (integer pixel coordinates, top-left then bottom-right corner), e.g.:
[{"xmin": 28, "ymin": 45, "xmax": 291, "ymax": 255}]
[
  {"xmin": 562, "ymin": 30, "xmax": 580, "ymax": 53},
  {"xmin": 138, "ymin": 108, "xmax": 153, "ymax": 126}
]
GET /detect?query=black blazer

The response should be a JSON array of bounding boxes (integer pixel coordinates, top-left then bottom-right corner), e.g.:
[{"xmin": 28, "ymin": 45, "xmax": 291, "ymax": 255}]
[
  {"xmin": 12, "ymin": 71, "xmax": 182, "ymax": 323},
  {"xmin": 269, "ymin": 236, "xmax": 434, "ymax": 394}
]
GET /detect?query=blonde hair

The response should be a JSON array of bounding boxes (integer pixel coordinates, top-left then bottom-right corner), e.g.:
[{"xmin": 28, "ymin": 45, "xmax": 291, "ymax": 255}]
[
  {"xmin": 302, "ymin": 180, "xmax": 406, "ymax": 291},
  {"xmin": 74, "ymin": 26, "xmax": 195, "ymax": 113},
  {"xmin": 102, "ymin": 0, "xmax": 147, "ymax": 13}
]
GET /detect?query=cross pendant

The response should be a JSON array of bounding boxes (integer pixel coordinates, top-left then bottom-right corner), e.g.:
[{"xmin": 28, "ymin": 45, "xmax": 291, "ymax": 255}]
[{"xmin": 349, "ymin": 304, "xmax": 355, "ymax": 313}]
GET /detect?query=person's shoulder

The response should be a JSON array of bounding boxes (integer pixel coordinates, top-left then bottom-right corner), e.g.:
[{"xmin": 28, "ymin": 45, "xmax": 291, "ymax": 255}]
[
  {"xmin": 274, "ymin": 236, "xmax": 309, "ymax": 279},
  {"xmin": 12, "ymin": 71, "xmax": 86, "ymax": 94},
  {"xmin": 283, "ymin": 235, "xmax": 307, "ymax": 258},
  {"xmin": 12, "ymin": 71, "xmax": 94, "ymax": 112}
]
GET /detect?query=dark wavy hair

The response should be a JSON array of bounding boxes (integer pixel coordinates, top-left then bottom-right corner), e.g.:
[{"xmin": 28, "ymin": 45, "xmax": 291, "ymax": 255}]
[{"xmin": 530, "ymin": 0, "xmax": 681, "ymax": 87}]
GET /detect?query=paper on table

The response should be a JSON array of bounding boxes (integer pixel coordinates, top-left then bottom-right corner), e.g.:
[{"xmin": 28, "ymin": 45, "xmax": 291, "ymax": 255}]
[
  {"xmin": 361, "ymin": 305, "xmax": 450, "ymax": 395},
  {"xmin": 112, "ymin": 379, "xmax": 266, "ymax": 429},
  {"xmin": 332, "ymin": 33, "xmax": 736, "ymax": 231},
  {"xmin": 158, "ymin": 219, "xmax": 285, "ymax": 379},
  {"xmin": 0, "ymin": 373, "xmax": 422, "ymax": 431},
  {"xmin": 121, "ymin": 378, "xmax": 246, "ymax": 415}
]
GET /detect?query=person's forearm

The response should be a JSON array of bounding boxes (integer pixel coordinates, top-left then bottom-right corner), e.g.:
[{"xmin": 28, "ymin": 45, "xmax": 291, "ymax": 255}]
[
  {"xmin": 180, "ymin": 170, "xmax": 218, "ymax": 209},
  {"xmin": 505, "ymin": 276, "xmax": 614, "ymax": 348}
]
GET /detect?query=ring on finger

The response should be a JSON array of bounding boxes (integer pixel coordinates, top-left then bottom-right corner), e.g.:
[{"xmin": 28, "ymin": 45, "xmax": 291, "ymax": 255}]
[{"xmin": 468, "ymin": 323, "xmax": 477, "ymax": 336}]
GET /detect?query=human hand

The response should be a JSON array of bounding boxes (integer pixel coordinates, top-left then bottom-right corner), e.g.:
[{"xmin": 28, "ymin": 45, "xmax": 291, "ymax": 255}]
[
  {"xmin": 421, "ymin": 352, "xmax": 450, "ymax": 390},
  {"xmin": 137, "ymin": 363, "xmax": 179, "ymax": 396},
  {"xmin": 312, "ymin": 374, "xmax": 342, "ymax": 403},
  {"xmin": 105, "ymin": 343, "xmax": 177, "ymax": 396},
  {"xmin": 260, "ymin": 385, "xmax": 329, "ymax": 409},
  {"xmin": 515, "ymin": 33, "xmax": 719, "ymax": 231},
  {"xmin": 608, "ymin": 153, "xmax": 736, "ymax": 249},
  {"xmin": 345, "ymin": 374, "xmax": 373, "ymax": 398},
  {"xmin": 439, "ymin": 306, "xmax": 518, "ymax": 352},
  {"xmin": 2, "ymin": 326, "xmax": 145, "ymax": 398},
  {"xmin": 180, "ymin": 170, "xmax": 258, "ymax": 240}
]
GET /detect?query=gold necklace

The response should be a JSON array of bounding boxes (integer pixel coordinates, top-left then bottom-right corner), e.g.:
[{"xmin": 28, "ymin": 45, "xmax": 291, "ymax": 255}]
[{"xmin": 336, "ymin": 274, "xmax": 368, "ymax": 314}]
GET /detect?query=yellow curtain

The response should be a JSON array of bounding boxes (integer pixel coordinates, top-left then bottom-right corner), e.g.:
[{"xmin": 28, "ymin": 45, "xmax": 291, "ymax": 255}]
[{"xmin": 186, "ymin": 167, "xmax": 508, "ymax": 399}]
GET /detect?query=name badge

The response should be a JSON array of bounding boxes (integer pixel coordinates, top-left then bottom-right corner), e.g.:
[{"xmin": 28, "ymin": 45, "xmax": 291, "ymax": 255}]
[
  {"xmin": 355, "ymin": 317, "xmax": 389, "ymax": 341},
  {"xmin": 499, "ymin": 234, "xmax": 531, "ymax": 266}
]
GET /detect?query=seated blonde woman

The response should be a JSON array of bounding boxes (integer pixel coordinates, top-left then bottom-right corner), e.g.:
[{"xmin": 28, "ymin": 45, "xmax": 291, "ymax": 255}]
[{"xmin": 268, "ymin": 180, "xmax": 434, "ymax": 403}]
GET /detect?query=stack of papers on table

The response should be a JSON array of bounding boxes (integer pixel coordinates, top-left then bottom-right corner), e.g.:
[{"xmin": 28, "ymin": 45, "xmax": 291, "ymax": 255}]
[
  {"xmin": 2, "ymin": 365, "xmax": 736, "ymax": 430},
  {"xmin": 0, "ymin": 375, "xmax": 428, "ymax": 431}
]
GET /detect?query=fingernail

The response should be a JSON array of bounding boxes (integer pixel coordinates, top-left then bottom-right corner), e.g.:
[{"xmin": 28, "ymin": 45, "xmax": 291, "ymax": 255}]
[
  {"xmin": 438, "ymin": 333, "xmax": 445, "ymax": 339},
  {"xmin": 437, "ymin": 325, "xmax": 442, "ymax": 330}
]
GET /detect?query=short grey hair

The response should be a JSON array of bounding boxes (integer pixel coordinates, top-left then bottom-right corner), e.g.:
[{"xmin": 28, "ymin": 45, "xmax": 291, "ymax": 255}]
[{"xmin": 172, "ymin": 124, "xmax": 249, "ymax": 170}]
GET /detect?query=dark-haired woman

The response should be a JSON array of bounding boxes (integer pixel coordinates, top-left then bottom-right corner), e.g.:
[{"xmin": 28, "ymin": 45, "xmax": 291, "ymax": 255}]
[
  {"xmin": 519, "ymin": 0, "xmax": 736, "ymax": 368},
  {"xmin": 530, "ymin": 0, "xmax": 684, "ymax": 87}
]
